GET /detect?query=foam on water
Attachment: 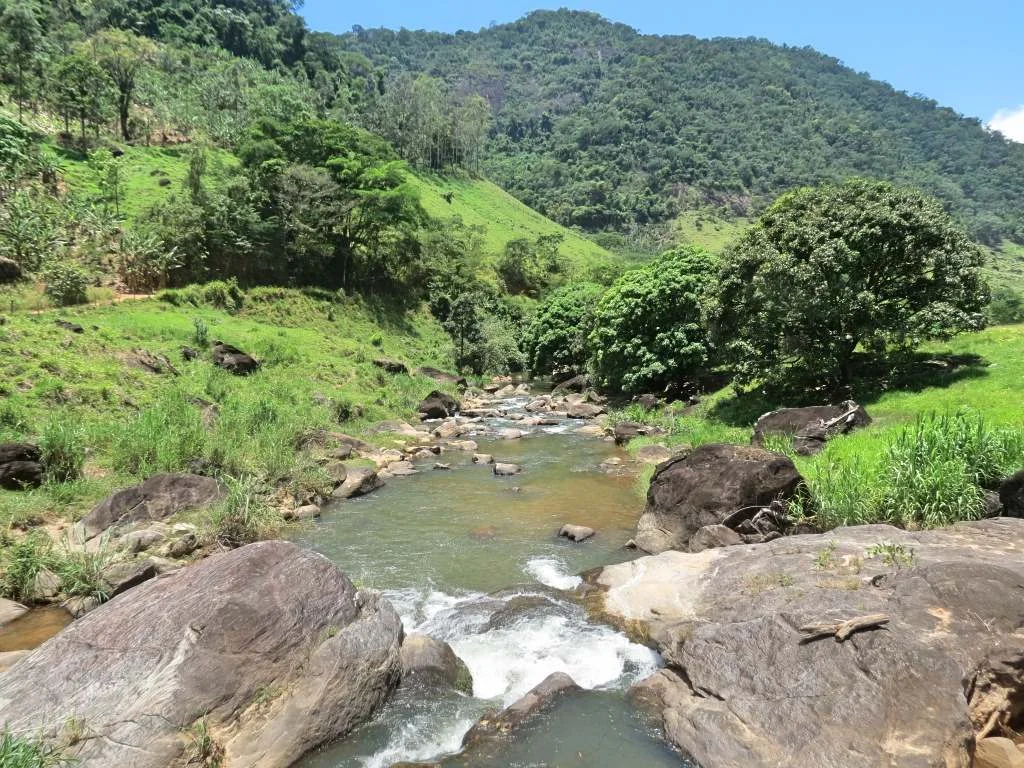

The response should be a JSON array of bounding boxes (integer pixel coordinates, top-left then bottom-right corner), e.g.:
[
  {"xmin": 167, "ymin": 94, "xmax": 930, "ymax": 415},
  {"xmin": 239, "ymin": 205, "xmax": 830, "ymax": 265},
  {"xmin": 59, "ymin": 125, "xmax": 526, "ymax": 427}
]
[
  {"xmin": 359, "ymin": 713, "xmax": 477, "ymax": 768},
  {"xmin": 524, "ymin": 555, "xmax": 584, "ymax": 590}
]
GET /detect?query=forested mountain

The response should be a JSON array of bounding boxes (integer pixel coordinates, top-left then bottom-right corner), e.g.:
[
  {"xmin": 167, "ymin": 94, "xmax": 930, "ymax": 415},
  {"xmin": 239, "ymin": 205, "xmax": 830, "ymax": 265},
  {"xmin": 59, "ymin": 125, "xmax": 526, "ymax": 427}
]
[{"xmin": 331, "ymin": 10, "xmax": 1024, "ymax": 245}]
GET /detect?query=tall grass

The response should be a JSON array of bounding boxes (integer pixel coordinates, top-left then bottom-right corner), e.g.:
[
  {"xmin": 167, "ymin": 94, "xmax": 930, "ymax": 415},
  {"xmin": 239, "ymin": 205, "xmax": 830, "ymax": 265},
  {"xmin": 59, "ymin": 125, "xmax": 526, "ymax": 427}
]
[
  {"xmin": 208, "ymin": 476, "xmax": 284, "ymax": 548},
  {"xmin": 0, "ymin": 731, "xmax": 70, "ymax": 768},
  {"xmin": 38, "ymin": 417, "xmax": 86, "ymax": 483},
  {"xmin": 110, "ymin": 387, "xmax": 207, "ymax": 476},
  {"xmin": 804, "ymin": 411, "xmax": 1024, "ymax": 530}
]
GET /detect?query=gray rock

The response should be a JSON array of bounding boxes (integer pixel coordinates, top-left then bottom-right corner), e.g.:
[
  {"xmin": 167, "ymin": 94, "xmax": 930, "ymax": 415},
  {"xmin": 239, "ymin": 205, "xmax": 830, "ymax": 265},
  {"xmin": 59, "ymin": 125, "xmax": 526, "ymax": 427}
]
[
  {"xmin": 592, "ymin": 519, "xmax": 1024, "ymax": 768},
  {"xmin": 400, "ymin": 634, "xmax": 473, "ymax": 694},
  {"xmin": 0, "ymin": 443, "xmax": 43, "ymax": 490},
  {"xmin": 0, "ymin": 650, "xmax": 28, "ymax": 674},
  {"xmin": 81, "ymin": 473, "xmax": 225, "ymax": 540},
  {"xmin": 63, "ymin": 595, "xmax": 100, "ymax": 618},
  {"xmin": 462, "ymin": 672, "xmax": 580, "ymax": 751},
  {"xmin": 332, "ymin": 467, "xmax": 385, "ymax": 499},
  {"xmin": 493, "ymin": 463, "xmax": 523, "ymax": 477},
  {"xmin": 558, "ymin": 524, "xmax": 595, "ymax": 542},
  {"xmin": 635, "ymin": 443, "xmax": 804, "ymax": 554},
  {"xmin": 689, "ymin": 523, "xmax": 744, "ymax": 552},
  {"xmin": 1000, "ymin": 469, "xmax": 1024, "ymax": 518},
  {"xmin": 0, "ymin": 256, "xmax": 22, "ymax": 284},
  {"xmin": 0, "ymin": 541, "xmax": 403, "ymax": 768},
  {"xmin": 372, "ymin": 358, "xmax": 409, "ymax": 375},
  {"xmin": 28, "ymin": 569, "xmax": 60, "ymax": 602},
  {"xmin": 212, "ymin": 341, "xmax": 260, "ymax": 375},
  {"xmin": 100, "ymin": 560, "xmax": 157, "ymax": 598},
  {"xmin": 418, "ymin": 390, "xmax": 460, "ymax": 420},
  {"xmin": 551, "ymin": 374, "xmax": 590, "ymax": 394},
  {"xmin": 0, "ymin": 598, "xmax": 27, "ymax": 628},
  {"xmin": 634, "ymin": 444, "xmax": 673, "ymax": 465},
  {"xmin": 121, "ymin": 529, "xmax": 166, "ymax": 554},
  {"xmin": 324, "ymin": 462, "xmax": 348, "ymax": 485},
  {"xmin": 165, "ymin": 532, "xmax": 199, "ymax": 559},
  {"xmin": 975, "ymin": 737, "xmax": 1024, "ymax": 768},
  {"xmin": 566, "ymin": 402, "xmax": 605, "ymax": 419},
  {"xmin": 500, "ymin": 428, "xmax": 524, "ymax": 440},
  {"xmin": 433, "ymin": 463, "xmax": 451, "ymax": 471},
  {"xmin": 415, "ymin": 366, "xmax": 468, "ymax": 388},
  {"xmin": 291, "ymin": 505, "xmax": 321, "ymax": 520},
  {"xmin": 473, "ymin": 454, "xmax": 494, "ymax": 465},
  {"xmin": 752, "ymin": 400, "xmax": 871, "ymax": 456}
]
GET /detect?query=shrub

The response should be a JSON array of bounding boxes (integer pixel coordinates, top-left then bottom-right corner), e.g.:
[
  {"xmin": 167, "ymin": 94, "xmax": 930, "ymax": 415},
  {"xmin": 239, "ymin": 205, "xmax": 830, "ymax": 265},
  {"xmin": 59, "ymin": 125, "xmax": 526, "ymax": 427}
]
[
  {"xmin": 590, "ymin": 246, "xmax": 716, "ymax": 395},
  {"xmin": 209, "ymin": 476, "xmax": 282, "ymax": 548},
  {"xmin": 43, "ymin": 261, "xmax": 89, "ymax": 306},
  {"xmin": 38, "ymin": 417, "xmax": 86, "ymax": 483},
  {"xmin": 523, "ymin": 282, "xmax": 604, "ymax": 376},
  {"xmin": 192, "ymin": 316, "xmax": 209, "ymax": 346}
]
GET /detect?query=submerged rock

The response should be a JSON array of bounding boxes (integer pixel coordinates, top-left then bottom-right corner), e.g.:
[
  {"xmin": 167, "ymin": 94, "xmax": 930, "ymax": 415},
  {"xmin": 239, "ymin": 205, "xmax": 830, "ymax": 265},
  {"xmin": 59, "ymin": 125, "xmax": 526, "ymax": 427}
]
[
  {"xmin": 0, "ymin": 541, "xmax": 403, "ymax": 768},
  {"xmin": 461, "ymin": 672, "xmax": 581, "ymax": 751},
  {"xmin": 592, "ymin": 519, "xmax": 1024, "ymax": 768}
]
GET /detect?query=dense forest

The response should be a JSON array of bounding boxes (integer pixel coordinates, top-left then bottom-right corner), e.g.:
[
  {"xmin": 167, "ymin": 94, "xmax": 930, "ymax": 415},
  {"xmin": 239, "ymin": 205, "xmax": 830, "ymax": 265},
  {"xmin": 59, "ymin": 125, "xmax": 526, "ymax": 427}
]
[{"xmin": 331, "ymin": 10, "xmax": 1024, "ymax": 245}]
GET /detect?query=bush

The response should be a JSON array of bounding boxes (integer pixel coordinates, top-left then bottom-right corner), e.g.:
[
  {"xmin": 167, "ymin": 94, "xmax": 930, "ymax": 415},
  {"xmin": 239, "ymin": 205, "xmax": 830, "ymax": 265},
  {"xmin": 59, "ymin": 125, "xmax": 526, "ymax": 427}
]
[
  {"xmin": 43, "ymin": 261, "xmax": 89, "ymax": 306},
  {"xmin": 209, "ymin": 476, "xmax": 283, "ymax": 548},
  {"xmin": 524, "ymin": 282, "xmax": 604, "ymax": 376},
  {"xmin": 590, "ymin": 246, "xmax": 716, "ymax": 394},
  {"xmin": 38, "ymin": 417, "xmax": 86, "ymax": 483}
]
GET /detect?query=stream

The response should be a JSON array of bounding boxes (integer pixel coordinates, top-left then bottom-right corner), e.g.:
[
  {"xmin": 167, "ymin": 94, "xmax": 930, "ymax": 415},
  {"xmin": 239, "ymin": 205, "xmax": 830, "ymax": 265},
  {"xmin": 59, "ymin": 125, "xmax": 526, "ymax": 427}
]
[{"xmin": 291, "ymin": 396, "xmax": 688, "ymax": 768}]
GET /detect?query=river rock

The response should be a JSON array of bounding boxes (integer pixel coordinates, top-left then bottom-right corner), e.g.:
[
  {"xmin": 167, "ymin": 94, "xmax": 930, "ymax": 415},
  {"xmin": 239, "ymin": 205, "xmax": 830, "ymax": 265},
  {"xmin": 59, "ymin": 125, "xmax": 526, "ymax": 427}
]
[
  {"xmin": 558, "ymin": 524, "xmax": 595, "ymax": 542},
  {"xmin": 400, "ymin": 634, "xmax": 473, "ymax": 694},
  {"xmin": 635, "ymin": 444, "xmax": 674, "ymax": 464},
  {"xmin": 592, "ymin": 519, "xmax": 1024, "ymax": 768},
  {"xmin": 0, "ymin": 598, "xmax": 27, "ymax": 628},
  {"xmin": 446, "ymin": 439, "xmax": 478, "ymax": 452},
  {"xmin": 634, "ymin": 444, "xmax": 803, "ymax": 554},
  {"xmin": 752, "ymin": 400, "xmax": 871, "ymax": 456},
  {"xmin": 100, "ymin": 559, "xmax": 157, "ymax": 598},
  {"xmin": 165, "ymin": 532, "xmax": 199, "ymax": 558},
  {"xmin": 291, "ymin": 504, "xmax": 321, "ymax": 520},
  {"xmin": 419, "ymin": 390, "xmax": 460, "ymax": 420},
  {"xmin": 212, "ymin": 341, "xmax": 260, "ymax": 375},
  {"xmin": 332, "ymin": 467, "xmax": 385, "ymax": 499},
  {"xmin": 688, "ymin": 523, "xmax": 744, "ymax": 552},
  {"xmin": 566, "ymin": 402, "xmax": 605, "ymax": 419},
  {"xmin": 0, "ymin": 541, "xmax": 403, "ymax": 768},
  {"xmin": 473, "ymin": 454, "xmax": 494, "ymax": 465},
  {"xmin": 462, "ymin": 672, "xmax": 581, "ymax": 750},
  {"xmin": 324, "ymin": 462, "xmax": 348, "ymax": 485},
  {"xmin": 120, "ymin": 528, "xmax": 166, "ymax": 554},
  {"xmin": 0, "ymin": 443, "xmax": 43, "ymax": 490},
  {"xmin": 552, "ymin": 374, "xmax": 590, "ymax": 394},
  {"xmin": 575, "ymin": 424, "xmax": 606, "ymax": 437},
  {"xmin": 613, "ymin": 422, "xmax": 666, "ymax": 446},
  {"xmin": 0, "ymin": 256, "xmax": 21, "ymax": 283},
  {"xmin": 1000, "ymin": 469, "xmax": 1024, "ymax": 517},
  {"xmin": 80, "ymin": 473, "xmax": 225, "ymax": 540},
  {"xmin": 636, "ymin": 393, "xmax": 661, "ymax": 411},
  {"xmin": 501, "ymin": 428, "xmax": 524, "ymax": 440},
  {"xmin": 415, "ymin": 366, "xmax": 468, "ymax": 388},
  {"xmin": 27, "ymin": 569, "xmax": 60, "ymax": 602},
  {"xmin": 63, "ymin": 595, "xmax": 101, "ymax": 618},
  {"xmin": 493, "ymin": 463, "xmax": 522, "ymax": 476},
  {"xmin": 385, "ymin": 461, "xmax": 419, "ymax": 477}
]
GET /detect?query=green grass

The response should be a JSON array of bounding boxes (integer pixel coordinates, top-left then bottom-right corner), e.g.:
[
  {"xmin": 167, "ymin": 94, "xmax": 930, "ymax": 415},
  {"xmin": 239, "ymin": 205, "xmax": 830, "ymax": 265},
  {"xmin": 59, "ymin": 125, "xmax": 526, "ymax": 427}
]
[
  {"xmin": 672, "ymin": 210, "xmax": 748, "ymax": 254},
  {"xmin": 984, "ymin": 239, "xmax": 1024, "ymax": 294},
  {"xmin": 408, "ymin": 171, "xmax": 620, "ymax": 276},
  {"xmin": 0, "ymin": 287, "xmax": 454, "ymax": 530},
  {"xmin": 0, "ymin": 730, "xmax": 70, "ymax": 768}
]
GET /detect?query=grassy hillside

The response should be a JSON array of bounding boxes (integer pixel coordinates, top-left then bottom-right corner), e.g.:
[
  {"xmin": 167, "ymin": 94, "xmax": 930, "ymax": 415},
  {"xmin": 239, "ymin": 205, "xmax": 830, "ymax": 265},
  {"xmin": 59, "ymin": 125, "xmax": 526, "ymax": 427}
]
[
  {"xmin": 407, "ymin": 172, "xmax": 619, "ymax": 274},
  {"xmin": 0, "ymin": 288, "xmax": 453, "ymax": 528}
]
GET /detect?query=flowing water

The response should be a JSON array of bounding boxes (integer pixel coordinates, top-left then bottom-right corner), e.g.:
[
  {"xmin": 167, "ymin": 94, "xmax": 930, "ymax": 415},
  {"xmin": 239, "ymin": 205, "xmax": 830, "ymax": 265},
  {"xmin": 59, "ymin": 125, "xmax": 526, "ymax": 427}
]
[{"xmin": 292, "ymin": 398, "xmax": 688, "ymax": 768}]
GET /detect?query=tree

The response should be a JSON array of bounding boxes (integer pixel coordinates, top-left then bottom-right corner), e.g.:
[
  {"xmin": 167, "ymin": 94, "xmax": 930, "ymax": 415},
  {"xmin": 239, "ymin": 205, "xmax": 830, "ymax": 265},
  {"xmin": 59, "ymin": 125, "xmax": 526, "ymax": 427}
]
[
  {"xmin": 50, "ymin": 54, "xmax": 114, "ymax": 142},
  {"xmin": 0, "ymin": 0, "xmax": 44, "ymax": 121},
  {"xmin": 710, "ymin": 179, "xmax": 989, "ymax": 393},
  {"xmin": 90, "ymin": 30, "xmax": 156, "ymax": 140},
  {"xmin": 497, "ymin": 233, "xmax": 564, "ymax": 297},
  {"xmin": 88, "ymin": 148, "xmax": 124, "ymax": 215},
  {"xmin": 524, "ymin": 281, "xmax": 604, "ymax": 376},
  {"xmin": 590, "ymin": 246, "xmax": 715, "ymax": 394}
]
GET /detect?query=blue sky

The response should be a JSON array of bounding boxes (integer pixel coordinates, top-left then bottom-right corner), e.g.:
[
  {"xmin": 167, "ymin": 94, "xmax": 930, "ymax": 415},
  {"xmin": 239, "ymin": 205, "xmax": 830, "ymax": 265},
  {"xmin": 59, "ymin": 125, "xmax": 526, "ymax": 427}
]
[{"xmin": 300, "ymin": 0, "xmax": 1024, "ymax": 138}]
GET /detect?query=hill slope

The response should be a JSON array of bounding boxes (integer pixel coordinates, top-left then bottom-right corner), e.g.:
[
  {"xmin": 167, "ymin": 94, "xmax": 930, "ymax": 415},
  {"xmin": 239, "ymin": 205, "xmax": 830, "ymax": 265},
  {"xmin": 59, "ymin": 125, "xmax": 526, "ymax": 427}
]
[{"xmin": 334, "ymin": 10, "xmax": 1024, "ymax": 246}]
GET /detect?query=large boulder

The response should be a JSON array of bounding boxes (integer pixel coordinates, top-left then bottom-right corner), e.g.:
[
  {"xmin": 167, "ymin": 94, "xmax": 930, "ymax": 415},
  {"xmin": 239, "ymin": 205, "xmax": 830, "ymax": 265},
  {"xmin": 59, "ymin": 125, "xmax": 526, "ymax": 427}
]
[
  {"xmin": 592, "ymin": 519, "xmax": 1024, "ymax": 768},
  {"xmin": 418, "ymin": 390, "xmax": 460, "ymax": 420},
  {"xmin": 0, "ymin": 541, "xmax": 403, "ymax": 768},
  {"xmin": 566, "ymin": 402, "xmax": 605, "ymax": 419},
  {"xmin": 634, "ymin": 444, "xmax": 804, "ymax": 554},
  {"xmin": 212, "ymin": 341, "xmax": 260, "ymax": 375},
  {"xmin": 80, "ymin": 473, "xmax": 225, "ymax": 540},
  {"xmin": 551, "ymin": 374, "xmax": 590, "ymax": 394},
  {"xmin": 0, "ymin": 256, "xmax": 22, "ymax": 284},
  {"xmin": 0, "ymin": 443, "xmax": 43, "ymax": 490},
  {"xmin": 400, "ymin": 634, "xmax": 473, "ymax": 694},
  {"xmin": 752, "ymin": 400, "xmax": 871, "ymax": 456}
]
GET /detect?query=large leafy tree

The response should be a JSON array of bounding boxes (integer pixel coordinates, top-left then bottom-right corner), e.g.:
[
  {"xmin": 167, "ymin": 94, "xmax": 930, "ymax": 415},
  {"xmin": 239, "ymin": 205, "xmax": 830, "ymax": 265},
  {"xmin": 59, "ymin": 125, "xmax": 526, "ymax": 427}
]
[
  {"xmin": 524, "ymin": 281, "xmax": 604, "ymax": 376},
  {"xmin": 50, "ymin": 54, "xmax": 114, "ymax": 142},
  {"xmin": 710, "ymin": 179, "xmax": 989, "ymax": 393},
  {"xmin": 0, "ymin": 0, "xmax": 44, "ymax": 121},
  {"xmin": 89, "ymin": 29, "xmax": 156, "ymax": 140},
  {"xmin": 590, "ymin": 246, "xmax": 715, "ymax": 394}
]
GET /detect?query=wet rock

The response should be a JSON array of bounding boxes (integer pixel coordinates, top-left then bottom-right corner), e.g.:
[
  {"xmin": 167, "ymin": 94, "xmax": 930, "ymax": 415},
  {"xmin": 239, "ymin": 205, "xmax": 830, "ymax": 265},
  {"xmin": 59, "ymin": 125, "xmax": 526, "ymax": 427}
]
[
  {"xmin": 558, "ymin": 524, "xmax": 595, "ymax": 542},
  {"xmin": 689, "ymin": 524, "xmax": 744, "ymax": 553},
  {"xmin": 500, "ymin": 428, "xmax": 524, "ymax": 440},
  {"xmin": 291, "ymin": 505, "xmax": 321, "ymax": 521},
  {"xmin": 80, "ymin": 473, "xmax": 225, "ymax": 540},
  {"xmin": 0, "ymin": 256, "xmax": 22, "ymax": 283},
  {"xmin": 372, "ymin": 358, "xmax": 409, "ymax": 375},
  {"xmin": 415, "ymin": 366, "xmax": 468, "ymax": 388},
  {"xmin": 385, "ymin": 461, "xmax": 419, "ymax": 477},
  {"xmin": 332, "ymin": 467, "xmax": 385, "ymax": 499},
  {"xmin": 0, "ymin": 541, "xmax": 403, "ymax": 768},
  {"xmin": 433, "ymin": 463, "xmax": 451, "ymax": 471},
  {"xmin": 418, "ymin": 390, "xmax": 460, "ymax": 420},
  {"xmin": 473, "ymin": 454, "xmax": 494, "ymax": 465},
  {"xmin": 592, "ymin": 519, "xmax": 1024, "ymax": 768},
  {"xmin": 446, "ymin": 439, "xmax": 478, "ymax": 452},
  {"xmin": 635, "ymin": 443, "xmax": 804, "ymax": 554},
  {"xmin": 575, "ymin": 424, "xmax": 606, "ymax": 437},
  {"xmin": 566, "ymin": 402, "xmax": 605, "ymax": 419},
  {"xmin": 100, "ymin": 560, "xmax": 157, "ymax": 598},
  {"xmin": 493, "ymin": 463, "xmax": 523, "ymax": 476},
  {"xmin": 462, "ymin": 672, "xmax": 581, "ymax": 750},
  {"xmin": 212, "ymin": 341, "xmax": 260, "ymax": 375},
  {"xmin": 976, "ymin": 738, "xmax": 1024, "ymax": 768},
  {"xmin": 400, "ymin": 634, "xmax": 473, "ymax": 694},
  {"xmin": 552, "ymin": 374, "xmax": 590, "ymax": 394},
  {"xmin": 752, "ymin": 400, "xmax": 871, "ymax": 456},
  {"xmin": 0, "ymin": 443, "xmax": 43, "ymax": 490},
  {"xmin": 0, "ymin": 599, "xmax": 27, "ymax": 628},
  {"xmin": 1000, "ymin": 469, "xmax": 1024, "ymax": 518},
  {"xmin": 433, "ymin": 420, "xmax": 467, "ymax": 440},
  {"xmin": 524, "ymin": 397, "xmax": 552, "ymax": 413}
]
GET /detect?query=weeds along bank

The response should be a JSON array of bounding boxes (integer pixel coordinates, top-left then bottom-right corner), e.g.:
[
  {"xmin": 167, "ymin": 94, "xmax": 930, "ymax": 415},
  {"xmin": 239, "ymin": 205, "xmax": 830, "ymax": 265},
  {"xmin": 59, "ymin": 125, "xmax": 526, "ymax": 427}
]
[
  {"xmin": 618, "ymin": 324, "xmax": 1024, "ymax": 530},
  {"xmin": 0, "ymin": 286, "xmax": 453, "ymax": 535}
]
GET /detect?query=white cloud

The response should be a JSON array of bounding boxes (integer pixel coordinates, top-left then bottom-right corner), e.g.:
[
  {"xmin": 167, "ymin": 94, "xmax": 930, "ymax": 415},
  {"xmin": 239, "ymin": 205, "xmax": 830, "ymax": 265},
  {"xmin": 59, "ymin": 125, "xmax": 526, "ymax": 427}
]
[{"xmin": 989, "ymin": 105, "xmax": 1024, "ymax": 143}]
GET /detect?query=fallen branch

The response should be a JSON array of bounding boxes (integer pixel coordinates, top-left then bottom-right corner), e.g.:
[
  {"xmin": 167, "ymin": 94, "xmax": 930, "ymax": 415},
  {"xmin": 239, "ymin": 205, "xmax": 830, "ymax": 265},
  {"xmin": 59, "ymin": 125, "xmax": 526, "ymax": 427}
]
[{"xmin": 798, "ymin": 613, "xmax": 890, "ymax": 644}]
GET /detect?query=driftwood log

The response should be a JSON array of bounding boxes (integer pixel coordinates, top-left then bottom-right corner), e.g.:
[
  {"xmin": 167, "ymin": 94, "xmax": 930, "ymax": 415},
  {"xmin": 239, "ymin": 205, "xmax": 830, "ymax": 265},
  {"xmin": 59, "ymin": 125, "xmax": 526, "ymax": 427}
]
[{"xmin": 798, "ymin": 613, "xmax": 890, "ymax": 643}]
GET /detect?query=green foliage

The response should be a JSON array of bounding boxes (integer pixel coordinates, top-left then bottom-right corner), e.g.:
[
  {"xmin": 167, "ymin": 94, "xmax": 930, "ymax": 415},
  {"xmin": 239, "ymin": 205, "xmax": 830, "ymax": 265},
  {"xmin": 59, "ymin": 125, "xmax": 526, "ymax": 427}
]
[
  {"xmin": 38, "ymin": 417, "xmax": 86, "ymax": 483},
  {"xmin": 0, "ymin": 187, "xmax": 65, "ymax": 272},
  {"xmin": 209, "ymin": 476, "xmax": 282, "ymax": 549},
  {"xmin": 988, "ymin": 286, "xmax": 1024, "ymax": 326},
  {"xmin": 711, "ymin": 179, "xmax": 989, "ymax": 393},
  {"xmin": 496, "ymin": 234, "xmax": 564, "ymax": 298},
  {"xmin": 43, "ymin": 261, "xmax": 89, "ymax": 306},
  {"xmin": 0, "ymin": 729, "xmax": 70, "ymax": 768},
  {"xmin": 524, "ymin": 282, "xmax": 604, "ymax": 375},
  {"xmin": 0, "ymin": 531, "xmax": 50, "ymax": 602},
  {"xmin": 50, "ymin": 53, "xmax": 115, "ymax": 143},
  {"xmin": 590, "ymin": 246, "xmax": 716, "ymax": 394},
  {"xmin": 865, "ymin": 542, "xmax": 916, "ymax": 569},
  {"xmin": 192, "ymin": 317, "xmax": 209, "ymax": 346}
]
